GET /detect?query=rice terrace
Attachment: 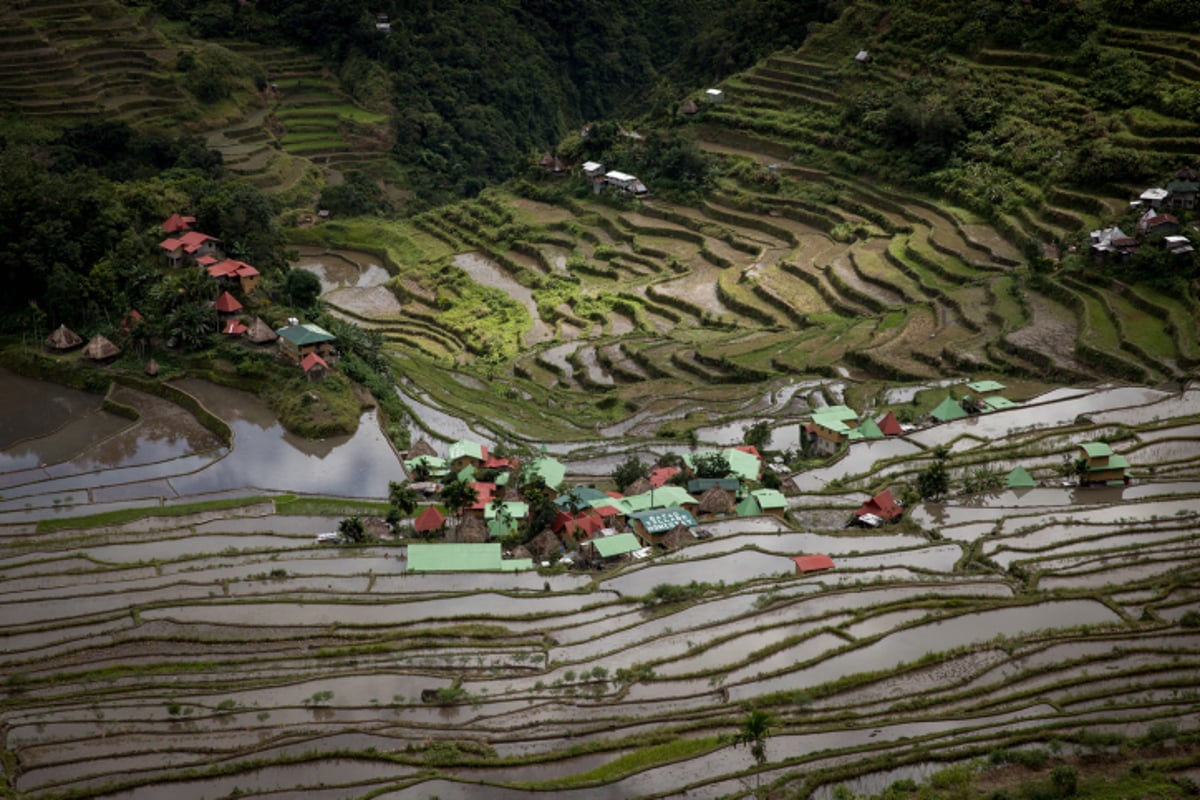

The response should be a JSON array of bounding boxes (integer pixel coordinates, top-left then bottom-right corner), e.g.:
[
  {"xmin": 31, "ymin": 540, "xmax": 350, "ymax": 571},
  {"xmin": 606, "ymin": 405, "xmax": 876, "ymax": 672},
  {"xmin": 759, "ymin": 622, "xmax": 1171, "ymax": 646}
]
[{"xmin": 3, "ymin": 0, "xmax": 1200, "ymax": 799}]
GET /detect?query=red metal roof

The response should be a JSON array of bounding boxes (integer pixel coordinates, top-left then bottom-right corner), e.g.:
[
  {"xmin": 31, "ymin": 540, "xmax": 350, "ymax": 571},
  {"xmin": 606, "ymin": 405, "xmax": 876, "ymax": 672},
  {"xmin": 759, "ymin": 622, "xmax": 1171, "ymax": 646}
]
[
  {"xmin": 222, "ymin": 320, "xmax": 247, "ymax": 336},
  {"xmin": 649, "ymin": 466, "xmax": 680, "ymax": 487},
  {"xmin": 856, "ymin": 488, "xmax": 903, "ymax": 521},
  {"xmin": 159, "ymin": 237, "xmax": 181, "ymax": 251},
  {"xmin": 413, "ymin": 505, "xmax": 446, "ymax": 532},
  {"xmin": 792, "ymin": 554, "xmax": 835, "ymax": 573},
  {"xmin": 177, "ymin": 231, "xmax": 216, "ymax": 253},
  {"xmin": 877, "ymin": 411, "xmax": 903, "ymax": 436},
  {"xmin": 161, "ymin": 213, "xmax": 196, "ymax": 234},
  {"xmin": 592, "ymin": 504, "xmax": 621, "ymax": 517},
  {"xmin": 213, "ymin": 292, "xmax": 242, "ymax": 313},
  {"xmin": 300, "ymin": 352, "xmax": 328, "ymax": 372}
]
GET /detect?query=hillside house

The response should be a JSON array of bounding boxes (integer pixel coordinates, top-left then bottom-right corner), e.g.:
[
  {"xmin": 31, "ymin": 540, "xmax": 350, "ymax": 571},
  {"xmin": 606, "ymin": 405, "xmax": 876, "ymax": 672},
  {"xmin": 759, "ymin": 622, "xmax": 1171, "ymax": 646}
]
[
  {"xmin": 1090, "ymin": 227, "xmax": 1138, "ymax": 262},
  {"xmin": 855, "ymin": 50, "xmax": 871, "ymax": 63},
  {"xmin": 1139, "ymin": 187, "xmax": 1169, "ymax": 208},
  {"xmin": 44, "ymin": 324, "xmax": 83, "ymax": 352},
  {"xmin": 1167, "ymin": 178, "xmax": 1198, "ymax": 211},
  {"xmin": 276, "ymin": 322, "xmax": 336, "ymax": 365},
  {"xmin": 1006, "ymin": 466, "xmax": 1037, "ymax": 488},
  {"xmin": 930, "ymin": 395, "xmax": 968, "ymax": 422},
  {"xmin": 749, "ymin": 488, "xmax": 787, "ymax": 519},
  {"xmin": 159, "ymin": 231, "xmax": 220, "ymax": 266},
  {"xmin": 877, "ymin": 411, "xmax": 904, "ymax": 436},
  {"xmin": 1166, "ymin": 235, "xmax": 1195, "ymax": 255},
  {"xmin": 604, "ymin": 170, "xmax": 648, "ymax": 196},
  {"xmin": 447, "ymin": 440, "xmax": 486, "ymax": 473},
  {"xmin": 1137, "ymin": 210, "xmax": 1180, "ymax": 236},
  {"xmin": 208, "ymin": 258, "xmax": 261, "ymax": 295},
  {"xmin": 213, "ymin": 291, "xmax": 242, "ymax": 319},
  {"xmin": 586, "ymin": 531, "xmax": 643, "ymax": 562},
  {"xmin": 1077, "ymin": 442, "xmax": 1130, "ymax": 485},
  {"xmin": 527, "ymin": 455, "xmax": 567, "ymax": 494},
  {"xmin": 412, "ymin": 506, "xmax": 445, "ymax": 535},
  {"xmin": 160, "ymin": 213, "xmax": 196, "ymax": 234},
  {"xmin": 704, "ymin": 88, "xmax": 725, "ymax": 103}
]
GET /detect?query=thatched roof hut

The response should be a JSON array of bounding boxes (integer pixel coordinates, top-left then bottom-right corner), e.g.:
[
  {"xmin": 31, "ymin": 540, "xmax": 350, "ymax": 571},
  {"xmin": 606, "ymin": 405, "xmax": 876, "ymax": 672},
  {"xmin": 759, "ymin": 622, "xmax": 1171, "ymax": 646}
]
[
  {"xmin": 81, "ymin": 335, "xmax": 120, "ymax": 361},
  {"xmin": 408, "ymin": 438, "xmax": 438, "ymax": 458},
  {"xmin": 510, "ymin": 545, "xmax": 533, "ymax": 560},
  {"xmin": 45, "ymin": 324, "xmax": 83, "ymax": 352},
  {"xmin": 245, "ymin": 317, "xmax": 278, "ymax": 344},
  {"xmin": 659, "ymin": 524, "xmax": 695, "ymax": 550},
  {"xmin": 526, "ymin": 528, "xmax": 563, "ymax": 561},
  {"xmin": 626, "ymin": 476, "xmax": 653, "ymax": 496},
  {"xmin": 678, "ymin": 98, "xmax": 699, "ymax": 115},
  {"xmin": 697, "ymin": 485, "xmax": 733, "ymax": 516},
  {"xmin": 450, "ymin": 514, "xmax": 488, "ymax": 544}
]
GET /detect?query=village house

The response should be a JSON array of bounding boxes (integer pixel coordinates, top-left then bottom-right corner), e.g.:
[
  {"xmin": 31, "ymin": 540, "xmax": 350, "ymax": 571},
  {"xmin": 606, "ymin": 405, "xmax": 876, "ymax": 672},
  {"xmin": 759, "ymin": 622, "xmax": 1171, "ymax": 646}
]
[
  {"xmin": 585, "ymin": 531, "xmax": 644, "ymax": 563},
  {"xmin": 604, "ymin": 170, "xmax": 648, "ymax": 196},
  {"xmin": 704, "ymin": 88, "xmax": 725, "ymax": 104},
  {"xmin": 1167, "ymin": 175, "xmax": 1198, "ymax": 211},
  {"xmin": 159, "ymin": 230, "xmax": 220, "ymax": 267},
  {"xmin": 626, "ymin": 507, "xmax": 698, "ymax": 547},
  {"xmin": 300, "ymin": 352, "xmax": 328, "ymax": 382},
  {"xmin": 160, "ymin": 213, "xmax": 196, "ymax": 234},
  {"xmin": 208, "ymin": 258, "xmax": 261, "ymax": 295},
  {"xmin": 1139, "ymin": 187, "xmax": 1169, "ymax": 209},
  {"xmin": 275, "ymin": 321, "xmax": 336, "ymax": 365},
  {"xmin": 447, "ymin": 440, "xmax": 486, "ymax": 474},
  {"xmin": 1137, "ymin": 209, "xmax": 1181, "ymax": 236},
  {"xmin": 1090, "ymin": 226, "xmax": 1138, "ymax": 262},
  {"xmin": 930, "ymin": 395, "xmax": 968, "ymax": 423},
  {"xmin": 1077, "ymin": 442, "xmax": 1130, "ymax": 486},
  {"xmin": 855, "ymin": 488, "xmax": 904, "ymax": 527},
  {"xmin": 802, "ymin": 405, "xmax": 860, "ymax": 456}
]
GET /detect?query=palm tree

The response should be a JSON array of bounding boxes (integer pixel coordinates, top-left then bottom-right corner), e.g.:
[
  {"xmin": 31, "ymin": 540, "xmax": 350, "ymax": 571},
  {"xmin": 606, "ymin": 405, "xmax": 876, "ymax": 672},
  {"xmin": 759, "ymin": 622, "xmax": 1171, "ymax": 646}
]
[{"xmin": 734, "ymin": 708, "xmax": 774, "ymax": 794}]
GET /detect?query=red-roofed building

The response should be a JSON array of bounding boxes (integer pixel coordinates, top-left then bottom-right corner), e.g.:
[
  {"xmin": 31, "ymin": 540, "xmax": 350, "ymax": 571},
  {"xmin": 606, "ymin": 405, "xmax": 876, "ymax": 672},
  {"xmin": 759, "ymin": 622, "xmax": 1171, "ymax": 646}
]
[
  {"xmin": 214, "ymin": 291, "xmax": 243, "ymax": 315},
  {"xmin": 467, "ymin": 482, "xmax": 497, "ymax": 514},
  {"xmin": 300, "ymin": 352, "xmax": 328, "ymax": 381},
  {"xmin": 1137, "ymin": 210, "xmax": 1181, "ymax": 236},
  {"xmin": 222, "ymin": 319, "xmax": 247, "ymax": 336},
  {"xmin": 877, "ymin": 411, "xmax": 903, "ymax": 436},
  {"xmin": 161, "ymin": 213, "xmax": 196, "ymax": 234},
  {"xmin": 159, "ymin": 231, "xmax": 220, "ymax": 266},
  {"xmin": 208, "ymin": 258, "xmax": 261, "ymax": 295},
  {"xmin": 413, "ymin": 506, "xmax": 446, "ymax": 534},
  {"xmin": 649, "ymin": 466, "xmax": 681, "ymax": 487},
  {"xmin": 855, "ymin": 488, "xmax": 904, "ymax": 525},
  {"xmin": 792, "ymin": 554, "xmax": 835, "ymax": 574}
]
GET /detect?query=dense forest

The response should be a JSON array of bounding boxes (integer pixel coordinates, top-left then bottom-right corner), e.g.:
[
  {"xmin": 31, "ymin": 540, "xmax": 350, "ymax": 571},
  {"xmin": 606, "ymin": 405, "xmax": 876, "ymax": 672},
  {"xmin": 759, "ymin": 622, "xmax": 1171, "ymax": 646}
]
[{"xmin": 148, "ymin": 0, "xmax": 836, "ymax": 200}]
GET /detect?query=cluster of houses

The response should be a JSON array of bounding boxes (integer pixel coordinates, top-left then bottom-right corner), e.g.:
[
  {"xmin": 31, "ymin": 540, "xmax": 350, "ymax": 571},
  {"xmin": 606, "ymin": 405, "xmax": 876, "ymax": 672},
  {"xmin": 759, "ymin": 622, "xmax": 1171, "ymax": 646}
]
[
  {"xmin": 400, "ymin": 438, "xmax": 796, "ymax": 569},
  {"xmin": 41, "ymin": 213, "xmax": 340, "ymax": 382},
  {"xmin": 1090, "ymin": 167, "xmax": 1198, "ymax": 261}
]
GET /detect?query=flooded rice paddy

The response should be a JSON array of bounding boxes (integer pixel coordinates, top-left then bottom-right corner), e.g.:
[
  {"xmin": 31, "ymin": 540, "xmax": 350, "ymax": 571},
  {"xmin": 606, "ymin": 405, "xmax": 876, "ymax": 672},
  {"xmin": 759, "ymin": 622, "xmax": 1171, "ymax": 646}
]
[{"xmin": 2, "ymin": 376, "xmax": 1199, "ymax": 798}]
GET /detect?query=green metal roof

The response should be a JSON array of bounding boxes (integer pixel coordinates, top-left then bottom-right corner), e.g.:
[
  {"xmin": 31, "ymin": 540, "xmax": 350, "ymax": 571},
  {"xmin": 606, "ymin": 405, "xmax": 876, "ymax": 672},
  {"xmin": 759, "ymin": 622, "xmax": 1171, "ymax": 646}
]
[
  {"xmin": 854, "ymin": 417, "xmax": 884, "ymax": 439},
  {"xmin": 456, "ymin": 464, "xmax": 477, "ymax": 483},
  {"xmin": 736, "ymin": 495, "xmax": 761, "ymax": 516},
  {"xmin": 485, "ymin": 501, "xmax": 528, "ymax": 520},
  {"xmin": 811, "ymin": 414, "xmax": 852, "ymax": 434},
  {"xmin": 1080, "ymin": 442, "xmax": 1113, "ymax": 458},
  {"xmin": 931, "ymin": 396, "xmax": 967, "ymax": 422},
  {"xmin": 820, "ymin": 404, "xmax": 859, "ymax": 420},
  {"xmin": 500, "ymin": 558, "xmax": 534, "ymax": 571},
  {"xmin": 406, "ymin": 543, "xmax": 502, "ymax": 572},
  {"xmin": 687, "ymin": 477, "xmax": 740, "ymax": 493},
  {"xmin": 448, "ymin": 440, "xmax": 485, "ymax": 461},
  {"xmin": 724, "ymin": 449, "xmax": 761, "ymax": 482},
  {"xmin": 528, "ymin": 456, "xmax": 566, "ymax": 490},
  {"xmin": 555, "ymin": 486, "xmax": 608, "ymax": 510},
  {"xmin": 1103, "ymin": 454, "xmax": 1129, "ymax": 469},
  {"xmin": 750, "ymin": 488, "xmax": 787, "ymax": 509},
  {"xmin": 592, "ymin": 532, "xmax": 643, "ymax": 558},
  {"xmin": 488, "ymin": 516, "xmax": 517, "ymax": 538},
  {"xmin": 624, "ymin": 485, "xmax": 695, "ymax": 510},
  {"xmin": 1006, "ymin": 466, "xmax": 1036, "ymax": 488},
  {"xmin": 982, "ymin": 396, "xmax": 1017, "ymax": 412},
  {"xmin": 276, "ymin": 323, "xmax": 335, "ymax": 346},
  {"xmin": 966, "ymin": 380, "xmax": 1006, "ymax": 393},
  {"xmin": 405, "ymin": 455, "xmax": 449, "ymax": 477},
  {"xmin": 627, "ymin": 507, "xmax": 697, "ymax": 534}
]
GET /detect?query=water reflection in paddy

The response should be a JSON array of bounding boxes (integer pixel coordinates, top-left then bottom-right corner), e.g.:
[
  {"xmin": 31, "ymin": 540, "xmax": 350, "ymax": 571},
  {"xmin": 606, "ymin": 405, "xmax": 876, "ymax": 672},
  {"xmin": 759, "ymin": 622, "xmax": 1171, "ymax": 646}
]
[
  {"xmin": 727, "ymin": 599, "xmax": 1119, "ymax": 701},
  {"xmin": 790, "ymin": 439, "xmax": 924, "ymax": 492},
  {"xmin": 602, "ymin": 550, "xmax": 793, "ymax": 596}
]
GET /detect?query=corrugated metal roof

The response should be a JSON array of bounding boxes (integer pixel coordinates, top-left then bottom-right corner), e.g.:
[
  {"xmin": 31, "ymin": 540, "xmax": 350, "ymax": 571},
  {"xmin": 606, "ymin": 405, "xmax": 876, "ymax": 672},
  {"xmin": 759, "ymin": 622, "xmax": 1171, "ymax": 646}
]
[
  {"xmin": 406, "ymin": 543, "xmax": 501, "ymax": 572},
  {"xmin": 628, "ymin": 507, "xmax": 697, "ymax": 534},
  {"xmin": 592, "ymin": 532, "xmax": 643, "ymax": 557}
]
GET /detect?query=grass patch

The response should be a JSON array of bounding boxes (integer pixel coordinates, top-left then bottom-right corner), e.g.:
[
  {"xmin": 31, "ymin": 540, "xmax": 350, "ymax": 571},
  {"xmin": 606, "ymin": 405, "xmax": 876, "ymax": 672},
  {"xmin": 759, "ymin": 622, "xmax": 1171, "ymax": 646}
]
[
  {"xmin": 523, "ymin": 736, "xmax": 720, "ymax": 789},
  {"xmin": 36, "ymin": 496, "xmax": 275, "ymax": 533},
  {"xmin": 273, "ymin": 496, "xmax": 390, "ymax": 516}
]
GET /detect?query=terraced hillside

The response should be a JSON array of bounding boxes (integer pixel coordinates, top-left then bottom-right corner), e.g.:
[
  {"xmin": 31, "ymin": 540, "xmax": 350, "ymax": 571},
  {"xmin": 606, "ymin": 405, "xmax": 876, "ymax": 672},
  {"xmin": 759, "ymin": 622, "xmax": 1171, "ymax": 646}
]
[{"xmin": 3, "ymin": 372, "xmax": 1200, "ymax": 799}]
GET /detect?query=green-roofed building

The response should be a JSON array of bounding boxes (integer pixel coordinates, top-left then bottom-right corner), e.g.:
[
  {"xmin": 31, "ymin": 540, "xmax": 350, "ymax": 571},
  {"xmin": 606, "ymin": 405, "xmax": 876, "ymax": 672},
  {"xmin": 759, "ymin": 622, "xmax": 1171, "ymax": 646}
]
[
  {"xmin": 1006, "ymin": 466, "xmax": 1036, "ymax": 488},
  {"xmin": 591, "ymin": 532, "xmax": 643, "ymax": 559},
  {"xmin": 276, "ymin": 322, "xmax": 336, "ymax": 365},
  {"xmin": 448, "ymin": 440, "xmax": 485, "ymax": 472},
  {"xmin": 407, "ymin": 543, "xmax": 503, "ymax": 572},
  {"xmin": 981, "ymin": 396, "xmax": 1018, "ymax": 413},
  {"xmin": 485, "ymin": 501, "xmax": 528, "ymax": 521},
  {"xmin": 500, "ymin": 558, "xmax": 534, "ymax": 571},
  {"xmin": 683, "ymin": 448, "xmax": 761, "ymax": 482},
  {"xmin": 820, "ymin": 404, "xmax": 859, "ymax": 421},
  {"xmin": 750, "ymin": 488, "xmax": 788, "ymax": 518},
  {"xmin": 804, "ymin": 408, "xmax": 860, "ymax": 457},
  {"xmin": 555, "ymin": 486, "xmax": 608, "ymax": 510},
  {"xmin": 687, "ymin": 477, "xmax": 741, "ymax": 494},
  {"xmin": 1078, "ymin": 441, "xmax": 1129, "ymax": 485},
  {"xmin": 930, "ymin": 395, "xmax": 967, "ymax": 422},
  {"xmin": 527, "ymin": 456, "xmax": 566, "ymax": 491},
  {"xmin": 965, "ymin": 380, "xmax": 1006, "ymax": 396},
  {"xmin": 405, "ymin": 454, "xmax": 449, "ymax": 479},
  {"xmin": 736, "ymin": 494, "xmax": 762, "ymax": 517},
  {"xmin": 626, "ymin": 507, "xmax": 697, "ymax": 544},
  {"xmin": 456, "ymin": 464, "xmax": 477, "ymax": 483},
  {"xmin": 850, "ymin": 417, "xmax": 884, "ymax": 440},
  {"xmin": 624, "ymin": 485, "xmax": 696, "ymax": 511}
]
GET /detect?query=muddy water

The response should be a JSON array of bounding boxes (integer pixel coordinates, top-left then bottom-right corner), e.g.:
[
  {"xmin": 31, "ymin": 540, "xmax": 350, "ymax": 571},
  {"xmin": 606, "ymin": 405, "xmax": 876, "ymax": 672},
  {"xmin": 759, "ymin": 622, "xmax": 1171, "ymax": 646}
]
[
  {"xmin": 292, "ymin": 249, "xmax": 391, "ymax": 293},
  {"xmin": 727, "ymin": 599, "xmax": 1119, "ymax": 701},
  {"xmin": 602, "ymin": 550, "xmax": 794, "ymax": 596},
  {"xmin": 790, "ymin": 439, "xmax": 924, "ymax": 491},
  {"xmin": 0, "ymin": 368, "xmax": 109, "ymax": 451},
  {"xmin": 170, "ymin": 379, "xmax": 402, "ymax": 498}
]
